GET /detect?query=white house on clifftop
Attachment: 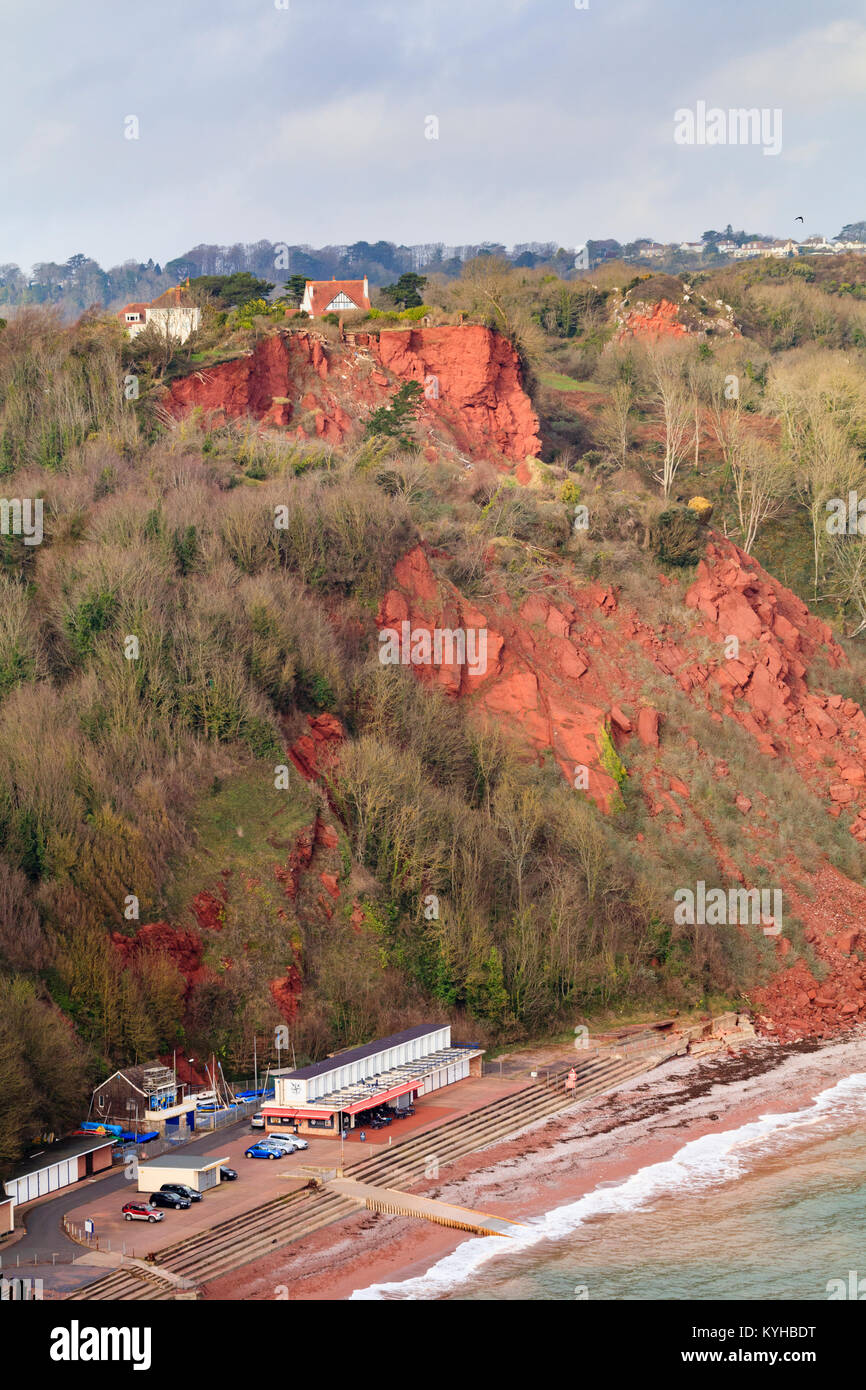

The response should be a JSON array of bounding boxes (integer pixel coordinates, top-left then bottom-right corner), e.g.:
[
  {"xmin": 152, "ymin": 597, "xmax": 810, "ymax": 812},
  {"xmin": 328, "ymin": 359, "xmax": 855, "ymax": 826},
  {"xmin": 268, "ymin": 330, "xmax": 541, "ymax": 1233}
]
[{"xmin": 117, "ymin": 284, "xmax": 202, "ymax": 343}]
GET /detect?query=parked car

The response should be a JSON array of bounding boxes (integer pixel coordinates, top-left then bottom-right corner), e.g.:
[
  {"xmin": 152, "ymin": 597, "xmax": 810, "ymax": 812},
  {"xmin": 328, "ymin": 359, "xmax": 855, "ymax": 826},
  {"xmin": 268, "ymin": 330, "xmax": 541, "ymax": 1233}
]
[
  {"xmin": 287, "ymin": 1135, "xmax": 308, "ymax": 1150},
  {"xmin": 245, "ymin": 1143, "xmax": 282, "ymax": 1159},
  {"xmin": 250, "ymin": 1112, "xmax": 265, "ymax": 1129},
  {"xmin": 220, "ymin": 1166, "xmax": 238, "ymax": 1181},
  {"xmin": 122, "ymin": 1201, "xmax": 164, "ymax": 1223},
  {"xmin": 149, "ymin": 1190, "xmax": 191, "ymax": 1210},
  {"xmin": 260, "ymin": 1135, "xmax": 298, "ymax": 1153},
  {"xmin": 159, "ymin": 1182, "xmax": 202, "ymax": 1204}
]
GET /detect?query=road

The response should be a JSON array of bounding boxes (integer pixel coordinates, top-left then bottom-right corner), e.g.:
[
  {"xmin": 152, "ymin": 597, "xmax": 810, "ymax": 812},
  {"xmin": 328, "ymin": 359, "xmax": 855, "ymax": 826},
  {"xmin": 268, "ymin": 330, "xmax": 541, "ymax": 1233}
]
[{"xmin": 2, "ymin": 1116, "xmax": 253, "ymax": 1270}]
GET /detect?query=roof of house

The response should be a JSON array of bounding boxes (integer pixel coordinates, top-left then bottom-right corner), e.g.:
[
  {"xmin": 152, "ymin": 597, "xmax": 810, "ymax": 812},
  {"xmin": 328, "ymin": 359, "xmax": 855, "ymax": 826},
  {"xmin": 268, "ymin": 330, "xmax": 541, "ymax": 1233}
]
[
  {"xmin": 150, "ymin": 285, "xmax": 195, "ymax": 309},
  {"xmin": 93, "ymin": 1065, "xmax": 174, "ymax": 1095},
  {"xmin": 304, "ymin": 278, "xmax": 370, "ymax": 316},
  {"xmin": 280, "ymin": 1024, "xmax": 448, "ymax": 1082},
  {"xmin": 117, "ymin": 286, "xmax": 196, "ymax": 322}
]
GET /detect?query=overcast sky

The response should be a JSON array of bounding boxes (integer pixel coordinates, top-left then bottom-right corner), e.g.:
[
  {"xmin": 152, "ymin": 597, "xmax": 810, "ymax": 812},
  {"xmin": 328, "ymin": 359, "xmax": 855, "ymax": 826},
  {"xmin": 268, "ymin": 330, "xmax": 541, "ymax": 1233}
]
[{"xmin": 1, "ymin": 0, "xmax": 864, "ymax": 270}]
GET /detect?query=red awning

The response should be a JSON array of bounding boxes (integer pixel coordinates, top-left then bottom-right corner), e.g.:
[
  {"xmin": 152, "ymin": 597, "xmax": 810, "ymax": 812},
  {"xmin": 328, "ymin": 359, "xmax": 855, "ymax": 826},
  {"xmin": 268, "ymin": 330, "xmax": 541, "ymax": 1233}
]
[
  {"xmin": 262, "ymin": 1108, "xmax": 336, "ymax": 1121},
  {"xmin": 344, "ymin": 1079, "xmax": 420, "ymax": 1115},
  {"xmin": 263, "ymin": 1078, "xmax": 421, "ymax": 1122}
]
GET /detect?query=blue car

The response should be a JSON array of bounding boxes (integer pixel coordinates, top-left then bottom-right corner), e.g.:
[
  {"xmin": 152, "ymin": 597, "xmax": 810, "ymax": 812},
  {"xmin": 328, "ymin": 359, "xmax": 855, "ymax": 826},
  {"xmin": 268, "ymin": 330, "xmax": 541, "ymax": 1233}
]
[{"xmin": 245, "ymin": 1142, "xmax": 283, "ymax": 1159}]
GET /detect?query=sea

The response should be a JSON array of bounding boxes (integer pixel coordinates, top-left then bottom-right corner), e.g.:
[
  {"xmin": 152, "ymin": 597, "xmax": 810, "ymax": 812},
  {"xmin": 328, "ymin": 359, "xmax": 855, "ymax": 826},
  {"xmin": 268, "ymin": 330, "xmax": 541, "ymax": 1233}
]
[{"xmin": 350, "ymin": 1070, "xmax": 866, "ymax": 1300}]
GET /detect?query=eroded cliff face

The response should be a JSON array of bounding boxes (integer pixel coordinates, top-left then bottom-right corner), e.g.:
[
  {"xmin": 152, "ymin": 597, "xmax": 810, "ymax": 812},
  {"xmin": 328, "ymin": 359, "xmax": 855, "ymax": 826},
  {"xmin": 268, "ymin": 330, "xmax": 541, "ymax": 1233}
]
[
  {"xmin": 161, "ymin": 321, "xmax": 866, "ymax": 1045},
  {"xmin": 377, "ymin": 544, "xmax": 620, "ymax": 810},
  {"xmin": 163, "ymin": 325, "xmax": 541, "ymax": 463},
  {"xmin": 375, "ymin": 325, "xmax": 542, "ymax": 461},
  {"xmin": 375, "ymin": 536, "xmax": 866, "ymax": 1042}
]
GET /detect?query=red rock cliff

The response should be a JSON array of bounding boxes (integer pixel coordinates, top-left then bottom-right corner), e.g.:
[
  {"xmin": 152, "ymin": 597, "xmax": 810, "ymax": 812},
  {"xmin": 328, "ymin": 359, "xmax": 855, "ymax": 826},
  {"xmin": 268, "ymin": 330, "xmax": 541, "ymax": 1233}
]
[
  {"xmin": 163, "ymin": 325, "xmax": 540, "ymax": 463},
  {"xmin": 374, "ymin": 325, "xmax": 541, "ymax": 461}
]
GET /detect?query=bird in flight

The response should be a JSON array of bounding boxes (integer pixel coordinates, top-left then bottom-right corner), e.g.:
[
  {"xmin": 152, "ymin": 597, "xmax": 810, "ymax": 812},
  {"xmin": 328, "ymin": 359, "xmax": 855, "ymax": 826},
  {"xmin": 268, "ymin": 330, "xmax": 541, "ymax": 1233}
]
[{"xmin": 795, "ymin": 216, "xmax": 804, "ymax": 223}]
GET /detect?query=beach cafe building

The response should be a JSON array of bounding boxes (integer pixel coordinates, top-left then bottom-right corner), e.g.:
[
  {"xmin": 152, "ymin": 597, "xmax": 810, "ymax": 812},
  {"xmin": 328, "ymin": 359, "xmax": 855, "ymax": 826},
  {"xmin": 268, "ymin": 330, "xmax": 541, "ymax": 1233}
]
[{"xmin": 261, "ymin": 1024, "xmax": 483, "ymax": 1138}]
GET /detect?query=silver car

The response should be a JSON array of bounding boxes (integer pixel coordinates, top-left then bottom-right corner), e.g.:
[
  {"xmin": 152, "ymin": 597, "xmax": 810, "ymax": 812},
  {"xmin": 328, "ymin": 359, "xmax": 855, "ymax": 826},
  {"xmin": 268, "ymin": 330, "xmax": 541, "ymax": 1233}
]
[{"xmin": 261, "ymin": 1135, "xmax": 298, "ymax": 1153}]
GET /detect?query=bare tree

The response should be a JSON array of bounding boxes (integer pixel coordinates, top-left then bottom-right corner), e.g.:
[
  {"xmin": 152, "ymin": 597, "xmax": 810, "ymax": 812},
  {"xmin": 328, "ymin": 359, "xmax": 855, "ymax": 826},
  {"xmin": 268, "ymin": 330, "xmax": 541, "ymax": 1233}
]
[
  {"xmin": 825, "ymin": 535, "xmax": 866, "ymax": 636},
  {"xmin": 595, "ymin": 377, "xmax": 636, "ymax": 469},
  {"xmin": 770, "ymin": 352, "xmax": 866, "ymax": 592},
  {"xmin": 645, "ymin": 341, "xmax": 694, "ymax": 499},
  {"xmin": 729, "ymin": 433, "xmax": 787, "ymax": 553}
]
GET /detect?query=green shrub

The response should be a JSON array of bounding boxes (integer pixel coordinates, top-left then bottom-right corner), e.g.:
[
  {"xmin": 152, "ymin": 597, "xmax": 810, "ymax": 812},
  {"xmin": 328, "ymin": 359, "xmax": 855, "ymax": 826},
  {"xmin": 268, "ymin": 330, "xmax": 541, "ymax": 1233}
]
[
  {"xmin": 365, "ymin": 380, "xmax": 425, "ymax": 449},
  {"xmin": 651, "ymin": 508, "xmax": 705, "ymax": 567},
  {"xmin": 64, "ymin": 590, "xmax": 119, "ymax": 663},
  {"xmin": 559, "ymin": 479, "xmax": 582, "ymax": 506}
]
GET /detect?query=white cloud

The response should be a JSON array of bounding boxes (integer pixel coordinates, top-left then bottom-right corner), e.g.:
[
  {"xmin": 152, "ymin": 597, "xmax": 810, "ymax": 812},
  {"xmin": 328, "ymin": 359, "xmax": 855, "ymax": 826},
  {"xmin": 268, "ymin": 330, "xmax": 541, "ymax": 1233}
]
[{"xmin": 708, "ymin": 19, "xmax": 866, "ymax": 107}]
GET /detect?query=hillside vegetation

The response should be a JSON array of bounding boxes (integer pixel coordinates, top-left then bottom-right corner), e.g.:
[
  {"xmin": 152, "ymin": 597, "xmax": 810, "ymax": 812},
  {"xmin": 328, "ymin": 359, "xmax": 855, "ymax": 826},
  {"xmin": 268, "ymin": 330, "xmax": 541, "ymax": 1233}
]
[{"xmin": 2, "ymin": 255, "xmax": 866, "ymax": 1169}]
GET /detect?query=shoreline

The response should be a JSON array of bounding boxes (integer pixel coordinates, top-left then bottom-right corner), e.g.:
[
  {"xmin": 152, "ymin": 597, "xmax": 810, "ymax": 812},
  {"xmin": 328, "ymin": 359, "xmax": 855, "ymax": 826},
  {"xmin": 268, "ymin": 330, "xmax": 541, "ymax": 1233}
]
[{"xmin": 202, "ymin": 1032, "xmax": 866, "ymax": 1301}]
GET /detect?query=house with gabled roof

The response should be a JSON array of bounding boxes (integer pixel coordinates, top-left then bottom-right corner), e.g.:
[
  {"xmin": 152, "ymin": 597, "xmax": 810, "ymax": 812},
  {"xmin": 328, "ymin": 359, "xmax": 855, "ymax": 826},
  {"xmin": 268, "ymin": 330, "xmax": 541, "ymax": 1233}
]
[
  {"xmin": 300, "ymin": 276, "xmax": 371, "ymax": 318},
  {"xmin": 117, "ymin": 283, "xmax": 201, "ymax": 343}
]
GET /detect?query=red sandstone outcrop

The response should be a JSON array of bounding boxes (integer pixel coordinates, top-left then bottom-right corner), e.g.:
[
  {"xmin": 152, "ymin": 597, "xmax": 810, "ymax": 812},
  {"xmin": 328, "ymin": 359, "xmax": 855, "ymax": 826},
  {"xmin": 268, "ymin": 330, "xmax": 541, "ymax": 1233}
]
[
  {"xmin": 162, "ymin": 325, "xmax": 540, "ymax": 463},
  {"xmin": 616, "ymin": 297, "xmax": 689, "ymax": 343},
  {"xmin": 164, "ymin": 332, "xmax": 327, "ymax": 427},
  {"xmin": 269, "ymin": 965, "xmax": 303, "ymax": 1024},
  {"xmin": 376, "ymin": 544, "xmax": 619, "ymax": 809},
  {"xmin": 375, "ymin": 325, "xmax": 541, "ymax": 461},
  {"xmin": 287, "ymin": 712, "xmax": 345, "ymax": 781},
  {"xmin": 112, "ymin": 921, "xmax": 205, "ymax": 994}
]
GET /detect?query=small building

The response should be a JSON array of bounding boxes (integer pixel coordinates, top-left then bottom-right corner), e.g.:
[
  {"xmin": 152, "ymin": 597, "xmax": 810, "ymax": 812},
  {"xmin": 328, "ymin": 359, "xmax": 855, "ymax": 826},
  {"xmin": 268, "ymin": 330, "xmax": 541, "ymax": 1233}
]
[
  {"xmin": 3, "ymin": 1136, "xmax": 114, "ymax": 1205},
  {"xmin": 261, "ymin": 1024, "xmax": 484, "ymax": 1138},
  {"xmin": 137, "ymin": 1153, "xmax": 229, "ymax": 1196},
  {"xmin": 117, "ymin": 284, "xmax": 201, "ymax": 343},
  {"xmin": 90, "ymin": 1064, "xmax": 199, "ymax": 1134},
  {"xmin": 300, "ymin": 277, "xmax": 371, "ymax": 318}
]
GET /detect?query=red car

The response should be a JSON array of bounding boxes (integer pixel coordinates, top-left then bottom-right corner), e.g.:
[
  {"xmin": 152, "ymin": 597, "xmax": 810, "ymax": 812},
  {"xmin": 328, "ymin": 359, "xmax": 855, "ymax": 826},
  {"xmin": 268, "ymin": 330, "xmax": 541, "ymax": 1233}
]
[{"xmin": 122, "ymin": 1201, "xmax": 164, "ymax": 1223}]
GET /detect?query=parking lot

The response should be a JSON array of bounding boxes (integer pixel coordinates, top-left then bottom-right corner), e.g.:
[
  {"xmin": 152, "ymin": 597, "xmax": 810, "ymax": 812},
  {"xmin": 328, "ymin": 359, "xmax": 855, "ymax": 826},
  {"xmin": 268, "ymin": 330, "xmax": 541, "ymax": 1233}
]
[{"xmin": 59, "ymin": 1072, "xmax": 524, "ymax": 1258}]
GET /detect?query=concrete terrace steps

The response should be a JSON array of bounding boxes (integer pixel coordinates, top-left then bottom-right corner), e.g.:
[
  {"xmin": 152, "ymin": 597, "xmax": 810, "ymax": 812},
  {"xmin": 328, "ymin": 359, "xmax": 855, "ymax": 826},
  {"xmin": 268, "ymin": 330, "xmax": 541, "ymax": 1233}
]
[
  {"xmin": 346, "ymin": 1051, "xmax": 670, "ymax": 1192},
  {"xmin": 155, "ymin": 1048, "xmax": 672, "ymax": 1287},
  {"xmin": 149, "ymin": 1053, "xmax": 627, "ymax": 1279},
  {"xmin": 68, "ymin": 1046, "xmax": 676, "ymax": 1298},
  {"xmin": 68, "ymin": 1263, "xmax": 182, "ymax": 1302}
]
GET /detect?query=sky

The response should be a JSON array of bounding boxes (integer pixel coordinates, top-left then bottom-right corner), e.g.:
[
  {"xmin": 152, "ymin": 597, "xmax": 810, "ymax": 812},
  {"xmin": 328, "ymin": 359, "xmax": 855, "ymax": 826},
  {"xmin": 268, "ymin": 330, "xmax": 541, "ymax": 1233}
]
[{"xmin": 1, "ymin": 0, "xmax": 865, "ymax": 271}]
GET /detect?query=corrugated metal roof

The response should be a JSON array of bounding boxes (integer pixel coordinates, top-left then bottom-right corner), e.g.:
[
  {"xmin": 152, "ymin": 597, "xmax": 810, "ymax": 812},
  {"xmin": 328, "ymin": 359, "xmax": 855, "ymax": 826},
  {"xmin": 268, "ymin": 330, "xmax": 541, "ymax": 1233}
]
[
  {"xmin": 143, "ymin": 1154, "xmax": 228, "ymax": 1172},
  {"xmin": 282, "ymin": 1024, "xmax": 447, "ymax": 1081},
  {"xmin": 5, "ymin": 1135, "xmax": 115, "ymax": 1184}
]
